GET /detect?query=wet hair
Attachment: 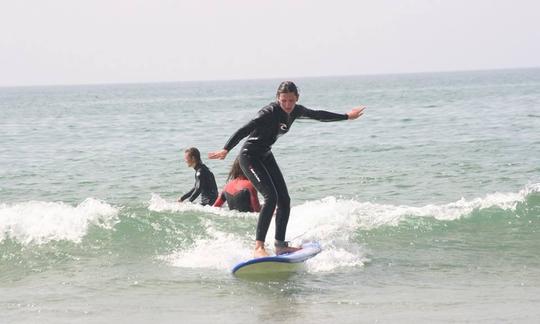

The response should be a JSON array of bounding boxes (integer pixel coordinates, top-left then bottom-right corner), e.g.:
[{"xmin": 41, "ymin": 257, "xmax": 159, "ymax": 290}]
[
  {"xmin": 276, "ymin": 81, "xmax": 299, "ymax": 98},
  {"xmin": 185, "ymin": 147, "xmax": 201, "ymax": 164},
  {"xmin": 227, "ymin": 157, "xmax": 247, "ymax": 181}
]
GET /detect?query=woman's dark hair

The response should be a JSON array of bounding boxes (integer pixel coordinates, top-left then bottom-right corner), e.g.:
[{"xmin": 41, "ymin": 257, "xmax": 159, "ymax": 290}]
[
  {"xmin": 276, "ymin": 81, "xmax": 299, "ymax": 98},
  {"xmin": 185, "ymin": 147, "xmax": 201, "ymax": 164},
  {"xmin": 228, "ymin": 157, "xmax": 247, "ymax": 181}
]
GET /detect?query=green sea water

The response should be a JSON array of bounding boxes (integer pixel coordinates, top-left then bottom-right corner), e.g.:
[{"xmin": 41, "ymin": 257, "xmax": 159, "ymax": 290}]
[{"xmin": 1, "ymin": 68, "xmax": 540, "ymax": 323}]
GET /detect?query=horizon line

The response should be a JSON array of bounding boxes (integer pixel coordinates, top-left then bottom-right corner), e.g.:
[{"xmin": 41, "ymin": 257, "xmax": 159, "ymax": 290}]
[{"xmin": 1, "ymin": 65, "xmax": 539, "ymax": 89}]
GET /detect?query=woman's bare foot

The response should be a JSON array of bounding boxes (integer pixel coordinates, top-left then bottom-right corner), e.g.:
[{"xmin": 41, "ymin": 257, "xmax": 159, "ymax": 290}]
[{"xmin": 254, "ymin": 240, "xmax": 269, "ymax": 258}]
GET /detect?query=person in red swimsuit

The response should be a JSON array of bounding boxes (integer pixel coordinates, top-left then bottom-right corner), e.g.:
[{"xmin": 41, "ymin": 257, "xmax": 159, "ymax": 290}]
[{"xmin": 213, "ymin": 157, "xmax": 261, "ymax": 212}]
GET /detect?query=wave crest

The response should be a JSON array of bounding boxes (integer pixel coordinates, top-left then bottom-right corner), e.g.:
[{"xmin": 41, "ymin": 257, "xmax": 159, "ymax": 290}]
[{"xmin": 0, "ymin": 198, "xmax": 119, "ymax": 245}]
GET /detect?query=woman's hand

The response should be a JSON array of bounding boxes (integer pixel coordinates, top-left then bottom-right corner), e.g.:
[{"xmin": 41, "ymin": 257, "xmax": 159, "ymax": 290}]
[
  {"xmin": 208, "ymin": 149, "xmax": 229, "ymax": 160},
  {"xmin": 347, "ymin": 106, "xmax": 366, "ymax": 120}
]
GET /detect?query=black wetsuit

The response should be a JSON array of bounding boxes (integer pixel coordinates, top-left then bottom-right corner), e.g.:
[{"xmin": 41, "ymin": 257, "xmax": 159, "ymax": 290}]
[
  {"xmin": 181, "ymin": 163, "xmax": 218, "ymax": 206},
  {"xmin": 222, "ymin": 189, "xmax": 253, "ymax": 212},
  {"xmin": 213, "ymin": 178, "xmax": 260, "ymax": 212},
  {"xmin": 224, "ymin": 102, "xmax": 348, "ymax": 242}
]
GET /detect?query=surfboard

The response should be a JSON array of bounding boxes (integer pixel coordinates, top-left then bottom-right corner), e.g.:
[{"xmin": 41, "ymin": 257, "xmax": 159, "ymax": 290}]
[{"xmin": 232, "ymin": 241, "xmax": 321, "ymax": 277}]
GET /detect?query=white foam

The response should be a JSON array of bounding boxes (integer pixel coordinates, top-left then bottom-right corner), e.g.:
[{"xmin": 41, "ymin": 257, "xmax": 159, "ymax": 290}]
[
  {"xmin": 522, "ymin": 182, "xmax": 540, "ymax": 196},
  {"xmin": 148, "ymin": 193, "xmax": 189, "ymax": 212},
  {"xmin": 289, "ymin": 183, "xmax": 537, "ymax": 234},
  {"xmin": 307, "ymin": 247, "xmax": 368, "ymax": 272},
  {"xmin": 160, "ymin": 220, "xmax": 252, "ymax": 271},
  {"xmin": 0, "ymin": 198, "xmax": 119, "ymax": 245},
  {"xmin": 148, "ymin": 193, "xmax": 258, "ymax": 219}
]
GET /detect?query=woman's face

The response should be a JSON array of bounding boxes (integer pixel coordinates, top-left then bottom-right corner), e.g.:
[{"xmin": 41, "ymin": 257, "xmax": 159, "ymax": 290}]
[
  {"xmin": 184, "ymin": 152, "xmax": 196, "ymax": 167},
  {"xmin": 277, "ymin": 92, "xmax": 298, "ymax": 114}
]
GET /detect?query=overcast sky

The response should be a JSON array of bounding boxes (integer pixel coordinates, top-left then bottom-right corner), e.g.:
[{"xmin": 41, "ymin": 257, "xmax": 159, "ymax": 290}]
[{"xmin": 1, "ymin": 0, "xmax": 539, "ymax": 86}]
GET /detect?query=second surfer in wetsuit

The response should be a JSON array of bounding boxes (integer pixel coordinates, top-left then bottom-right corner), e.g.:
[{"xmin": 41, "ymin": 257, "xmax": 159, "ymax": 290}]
[
  {"xmin": 208, "ymin": 81, "xmax": 365, "ymax": 257},
  {"xmin": 179, "ymin": 147, "xmax": 218, "ymax": 206},
  {"xmin": 213, "ymin": 157, "xmax": 261, "ymax": 212}
]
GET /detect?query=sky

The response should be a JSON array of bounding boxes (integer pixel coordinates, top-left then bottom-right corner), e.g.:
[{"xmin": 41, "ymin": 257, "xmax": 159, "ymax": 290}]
[{"xmin": 1, "ymin": 0, "xmax": 539, "ymax": 86}]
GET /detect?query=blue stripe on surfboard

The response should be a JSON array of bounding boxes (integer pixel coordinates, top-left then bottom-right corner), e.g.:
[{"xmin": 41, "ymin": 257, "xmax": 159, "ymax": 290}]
[{"xmin": 231, "ymin": 242, "xmax": 321, "ymax": 275}]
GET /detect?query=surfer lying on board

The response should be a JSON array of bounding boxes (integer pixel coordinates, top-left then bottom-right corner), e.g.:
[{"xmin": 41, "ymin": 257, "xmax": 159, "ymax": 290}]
[
  {"xmin": 213, "ymin": 157, "xmax": 261, "ymax": 212},
  {"xmin": 179, "ymin": 147, "xmax": 218, "ymax": 206},
  {"xmin": 209, "ymin": 81, "xmax": 365, "ymax": 257}
]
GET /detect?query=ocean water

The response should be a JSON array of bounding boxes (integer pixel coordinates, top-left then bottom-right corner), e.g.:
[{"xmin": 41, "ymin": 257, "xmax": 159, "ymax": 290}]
[{"xmin": 1, "ymin": 68, "xmax": 540, "ymax": 323}]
